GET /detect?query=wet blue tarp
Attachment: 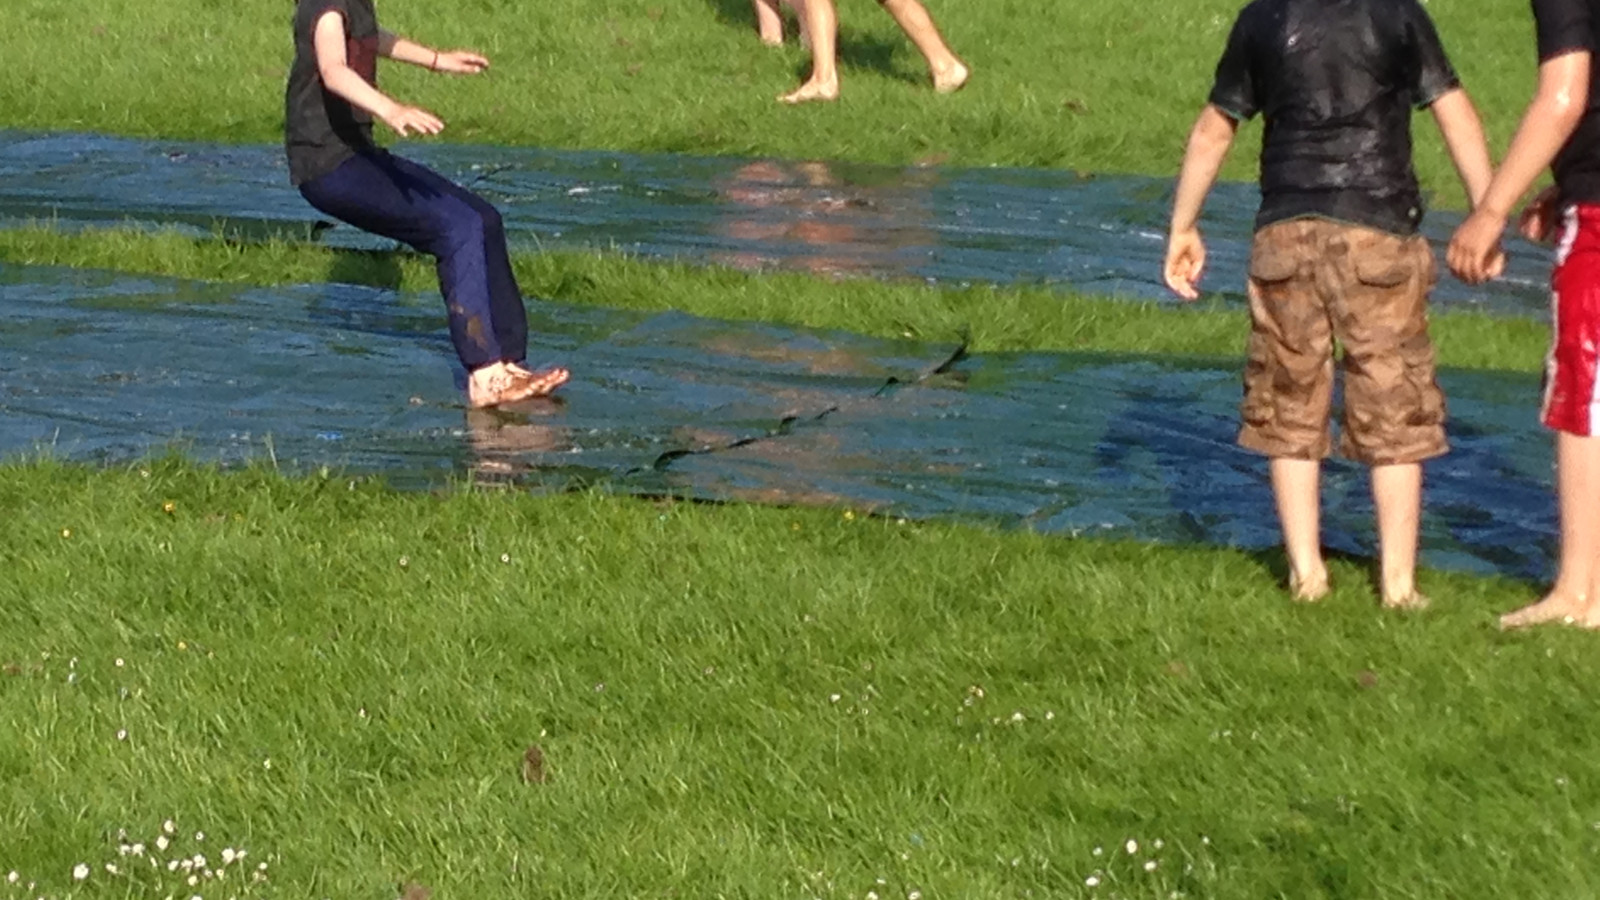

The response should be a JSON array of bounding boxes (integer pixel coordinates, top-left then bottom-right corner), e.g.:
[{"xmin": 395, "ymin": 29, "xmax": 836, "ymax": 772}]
[
  {"xmin": 0, "ymin": 263, "xmax": 1557, "ymax": 579},
  {"xmin": 0, "ymin": 131, "xmax": 1553, "ymax": 316}
]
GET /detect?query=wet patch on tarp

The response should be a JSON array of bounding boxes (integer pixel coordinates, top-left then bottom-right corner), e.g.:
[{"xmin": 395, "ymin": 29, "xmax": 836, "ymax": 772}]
[
  {"xmin": 0, "ymin": 263, "xmax": 1556, "ymax": 580},
  {"xmin": 0, "ymin": 131, "xmax": 1552, "ymax": 316}
]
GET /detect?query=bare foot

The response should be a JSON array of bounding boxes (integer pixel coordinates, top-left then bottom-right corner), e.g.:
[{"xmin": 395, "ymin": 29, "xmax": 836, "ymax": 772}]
[
  {"xmin": 1499, "ymin": 593, "xmax": 1591, "ymax": 630},
  {"xmin": 507, "ymin": 362, "xmax": 571, "ymax": 397},
  {"xmin": 467, "ymin": 361, "xmax": 571, "ymax": 408},
  {"xmin": 1289, "ymin": 569, "xmax": 1330, "ymax": 603},
  {"xmin": 779, "ymin": 78, "xmax": 839, "ymax": 104},
  {"xmin": 932, "ymin": 60, "xmax": 969, "ymax": 94},
  {"xmin": 1382, "ymin": 591, "xmax": 1431, "ymax": 611}
]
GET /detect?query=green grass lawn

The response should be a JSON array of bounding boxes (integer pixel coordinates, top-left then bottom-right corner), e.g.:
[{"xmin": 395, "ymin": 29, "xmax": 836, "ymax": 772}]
[
  {"xmin": 0, "ymin": 0, "xmax": 1587, "ymax": 896},
  {"xmin": 6, "ymin": 459, "xmax": 1595, "ymax": 900},
  {"xmin": 0, "ymin": 0, "xmax": 1542, "ymax": 205}
]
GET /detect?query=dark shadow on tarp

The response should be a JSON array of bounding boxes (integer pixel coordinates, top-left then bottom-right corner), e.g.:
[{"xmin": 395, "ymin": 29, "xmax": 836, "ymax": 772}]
[
  {"xmin": 0, "ymin": 262, "xmax": 1558, "ymax": 582},
  {"xmin": 0, "ymin": 131, "xmax": 1554, "ymax": 317}
]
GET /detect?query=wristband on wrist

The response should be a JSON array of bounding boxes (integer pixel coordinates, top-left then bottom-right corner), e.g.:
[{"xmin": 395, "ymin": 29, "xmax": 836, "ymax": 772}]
[{"xmin": 430, "ymin": 50, "xmax": 439, "ymax": 70}]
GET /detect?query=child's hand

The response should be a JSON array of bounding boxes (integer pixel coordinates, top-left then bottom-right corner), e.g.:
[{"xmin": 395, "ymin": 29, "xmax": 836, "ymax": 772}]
[
  {"xmin": 1164, "ymin": 228, "xmax": 1206, "ymax": 301},
  {"xmin": 433, "ymin": 50, "xmax": 490, "ymax": 75},
  {"xmin": 1519, "ymin": 185, "xmax": 1560, "ymax": 244},
  {"xmin": 381, "ymin": 104, "xmax": 445, "ymax": 137},
  {"xmin": 1447, "ymin": 209, "xmax": 1508, "ymax": 284}
]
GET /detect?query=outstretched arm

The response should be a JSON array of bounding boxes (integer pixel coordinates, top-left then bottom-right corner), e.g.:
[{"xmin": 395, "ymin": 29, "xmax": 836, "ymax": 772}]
[
  {"xmin": 313, "ymin": 11, "xmax": 443, "ymax": 136},
  {"xmin": 1429, "ymin": 88, "xmax": 1494, "ymax": 207},
  {"xmin": 1448, "ymin": 50, "xmax": 1591, "ymax": 283},
  {"xmin": 1165, "ymin": 104, "xmax": 1239, "ymax": 300},
  {"xmin": 378, "ymin": 29, "xmax": 489, "ymax": 75}
]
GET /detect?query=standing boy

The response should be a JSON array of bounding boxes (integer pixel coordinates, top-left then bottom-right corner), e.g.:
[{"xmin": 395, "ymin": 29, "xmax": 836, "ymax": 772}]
[
  {"xmin": 1447, "ymin": 0, "xmax": 1599, "ymax": 629},
  {"xmin": 1164, "ymin": 0, "xmax": 1493, "ymax": 607}
]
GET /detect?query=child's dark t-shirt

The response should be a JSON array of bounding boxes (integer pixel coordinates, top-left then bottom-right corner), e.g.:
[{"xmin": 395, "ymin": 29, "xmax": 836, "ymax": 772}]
[
  {"xmin": 1534, "ymin": 0, "xmax": 1600, "ymax": 206},
  {"xmin": 285, "ymin": 0, "xmax": 380, "ymax": 187},
  {"xmin": 1208, "ymin": 0, "xmax": 1461, "ymax": 235}
]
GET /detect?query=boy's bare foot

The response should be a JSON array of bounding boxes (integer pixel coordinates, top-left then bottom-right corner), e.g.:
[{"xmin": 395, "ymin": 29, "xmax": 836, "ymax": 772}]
[
  {"xmin": 1498, "ymin": 592, "xmax": 1591, "ymax": 630},
  {"xmin": 779, "ymin": 78, "xmax": 839, "ymax": 104},
  {"xmin": 932, "ymin": 60, "xmax": 969, "ymax": 94},
  {"xmin": 506, "ymin": 362, "xmax": 571, "ymax": 399},
  {"xmin": 467, "ymin": 361, "xmax": 571, "ymax": 408},
  {"xmin": 1381, "ymin": 591, "xmax": 1431, "ymax": 611},
  {"xmin": 1289, "ymin": 569, "xmax": 1330, "ymax": 603}
]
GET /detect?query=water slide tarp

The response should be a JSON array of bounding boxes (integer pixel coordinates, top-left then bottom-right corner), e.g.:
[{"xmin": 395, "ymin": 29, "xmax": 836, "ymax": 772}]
[
  {"xmin": 0, "ymin": 263, "xmax": 1557, "ymax": 580},
  {"xmin": 0, "ymin": 131, "xmax": 1554, "ymax": 315}
]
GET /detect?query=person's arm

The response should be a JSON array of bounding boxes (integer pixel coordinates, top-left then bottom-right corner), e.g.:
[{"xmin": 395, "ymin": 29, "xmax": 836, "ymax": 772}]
[
  {"xmin": 1428, "ymin": 88, "xmax": 1494, "ymax": 208},
  {"xmin": 312, "ymin": 11, "xmax": 443, "ymax": 136},
  {"xmin": 1165, "ymin": 104, "xmax": 1239, "ymax": 301},
  {"xmin": 378, "ymin": 29, "xmax": 489, "ymax": 75},
  {"xmin": 1448, "ymin": 50, "xmax": 1591, "ymax": 282}
]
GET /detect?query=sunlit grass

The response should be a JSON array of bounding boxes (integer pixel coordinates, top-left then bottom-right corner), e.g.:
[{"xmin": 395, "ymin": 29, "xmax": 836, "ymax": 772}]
[
  {"xmin": 0, "ymin": 0, "xmax": 1539, "ymax": 204},
  {"xmin": 5, "ymin": 458, "xmax": 1593, "ymax": 900}
]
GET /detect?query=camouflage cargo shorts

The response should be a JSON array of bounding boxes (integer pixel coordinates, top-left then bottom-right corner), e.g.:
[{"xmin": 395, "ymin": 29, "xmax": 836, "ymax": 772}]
[{"xmin": 1240, "ymin": 218, "xmax": 1447, "ymax": 465}]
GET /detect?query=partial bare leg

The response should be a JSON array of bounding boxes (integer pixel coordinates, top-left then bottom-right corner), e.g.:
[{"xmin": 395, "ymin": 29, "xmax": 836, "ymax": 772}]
[
  {"xmin": 1372, "ymin": 462, "xmax": 1428, "ymax": 609},
  {"xmin": 787, "ymin": 0, "xmax": 811, "ymax": 48},
  {"xmin": 877, "ymin": 0, "xmax": 968, "ymax": 92},
  {"xmin": 1503, "ymin": 432, "xmax": 1600, "ymax": 628},
  {"xmin": 753, "ymin": 0, "xmax": 785, "ymax": 46},
  {"xmin": 779, "ymin": 0, "xmax": 839, "ymax": 103},
  {"xmin": 1271, "ymin": 457, "xmax": 1329, "ymax": 601}
]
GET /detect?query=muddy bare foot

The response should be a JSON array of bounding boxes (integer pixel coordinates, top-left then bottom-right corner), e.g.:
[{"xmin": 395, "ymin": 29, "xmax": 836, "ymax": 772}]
[
  {"xmin": 467, "ymin": 361, "xmax": 571, "ymax": 408},
  {"xmin": 779, "ymin": 78, "xmax": 839, "ymax": 104},
  {"xmin": 507, "ymin": 362, "xmax": 571, "ymax": 398},
  {"xmin": 932, "ymin": 60, "xmax": 969, "ymax": 94},
  {"xmin": 1499, "ymin": 593, "xmax": 1591, "ymax": 630}
]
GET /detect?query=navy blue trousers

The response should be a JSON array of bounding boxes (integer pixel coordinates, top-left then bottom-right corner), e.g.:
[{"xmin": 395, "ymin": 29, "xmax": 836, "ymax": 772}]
[{"xmin": 299, "ymin": 150, "xmax": 528, "ymax": 370}]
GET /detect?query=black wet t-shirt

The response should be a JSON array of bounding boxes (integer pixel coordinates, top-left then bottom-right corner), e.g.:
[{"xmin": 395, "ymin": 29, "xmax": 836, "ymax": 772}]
[
  {"xmin": 285, "ymin": 0, "xmax": 381, "ymax": 187},
  {"xmin": 1209, "ymin": 0, "xmax": 1462, "ymax": 235},
  {"xmin": 1533, "ymin": 0, "xmax": 1600, "ymax": 205}
]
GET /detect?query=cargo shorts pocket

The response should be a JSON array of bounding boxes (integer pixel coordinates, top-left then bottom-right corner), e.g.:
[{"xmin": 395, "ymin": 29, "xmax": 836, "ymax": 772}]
[
  {"xmin": 1248, "ymin": 245, "xmax": 1301, "ymax": 285},
  {"xmin": 1352, "ymin": 237, "xmax": 1433, "ymax": 290},
  {"xmin": 1352, "ymin": 255, "xmax": 1414, "ymax": 288}
]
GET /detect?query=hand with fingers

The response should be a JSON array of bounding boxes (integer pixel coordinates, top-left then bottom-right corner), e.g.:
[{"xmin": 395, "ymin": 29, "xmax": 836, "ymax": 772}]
[
  {"xmin": 1446, "ymin": 209, "xmax": 1509, "ymax": 285},
  {"xmin": 1164, "ymin": 228, "xmax": 1207, "ymax": 301},
  {"xmin": 1519, "ymin": 185, "xmax": 1561, "ymax": 244},
  {"xmin": 381, "ymin": 104, "xmax": 445, "ymax": 137},
  {"xmin": 432, "ymin": 50, "xmax": 490, "ymax": 75}
]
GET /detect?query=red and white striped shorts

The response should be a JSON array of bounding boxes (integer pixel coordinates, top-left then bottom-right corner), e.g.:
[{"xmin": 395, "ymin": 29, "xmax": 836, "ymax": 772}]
[{"xmin": 1546, "ymin": 205, "xmax": 1600, "ymax": 436}]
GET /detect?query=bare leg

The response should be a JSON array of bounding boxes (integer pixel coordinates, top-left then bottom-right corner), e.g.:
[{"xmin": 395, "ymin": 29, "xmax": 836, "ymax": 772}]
[
  {"xmin": 1271, "ymin": 457, "xmax": 1329, "ymax": 601},
  {"xmin": 787, "ymin": 0, "xmax": 811, "ymax": 48},
  {"xmin": 1503, "ymin": 432, "xmax": 1600, "ymax": 628},
  {"xmin": 779, "ymin": 0, "xmax": 839, "ymax": 103},
  {"xmin": 1372, "ymin": 462, "xmax": 1428, "ymax": 608},
  {"xmin": 877, "ymin": 0, "xmax": 968, "ymax": 92},
  {"xmin": 753, "ymin": 0, "xmax": 785, "ymax": 46}
]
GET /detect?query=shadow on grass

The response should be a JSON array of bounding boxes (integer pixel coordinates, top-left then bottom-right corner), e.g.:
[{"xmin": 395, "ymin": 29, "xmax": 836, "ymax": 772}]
[
  {"xmin": 309, "ymin": 221, "xmax": 406, "ymax": 291},
  {"xmin": 701, "ymin": 0, "xmax": 760, "ymax": 30},
  {"xmin": 780, "ymin": 32, "xmax": 921, "ymax": 86},
  {"xmin": 1242, "ymin": 545, "xmax": 1526, "ymax": 606}
]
